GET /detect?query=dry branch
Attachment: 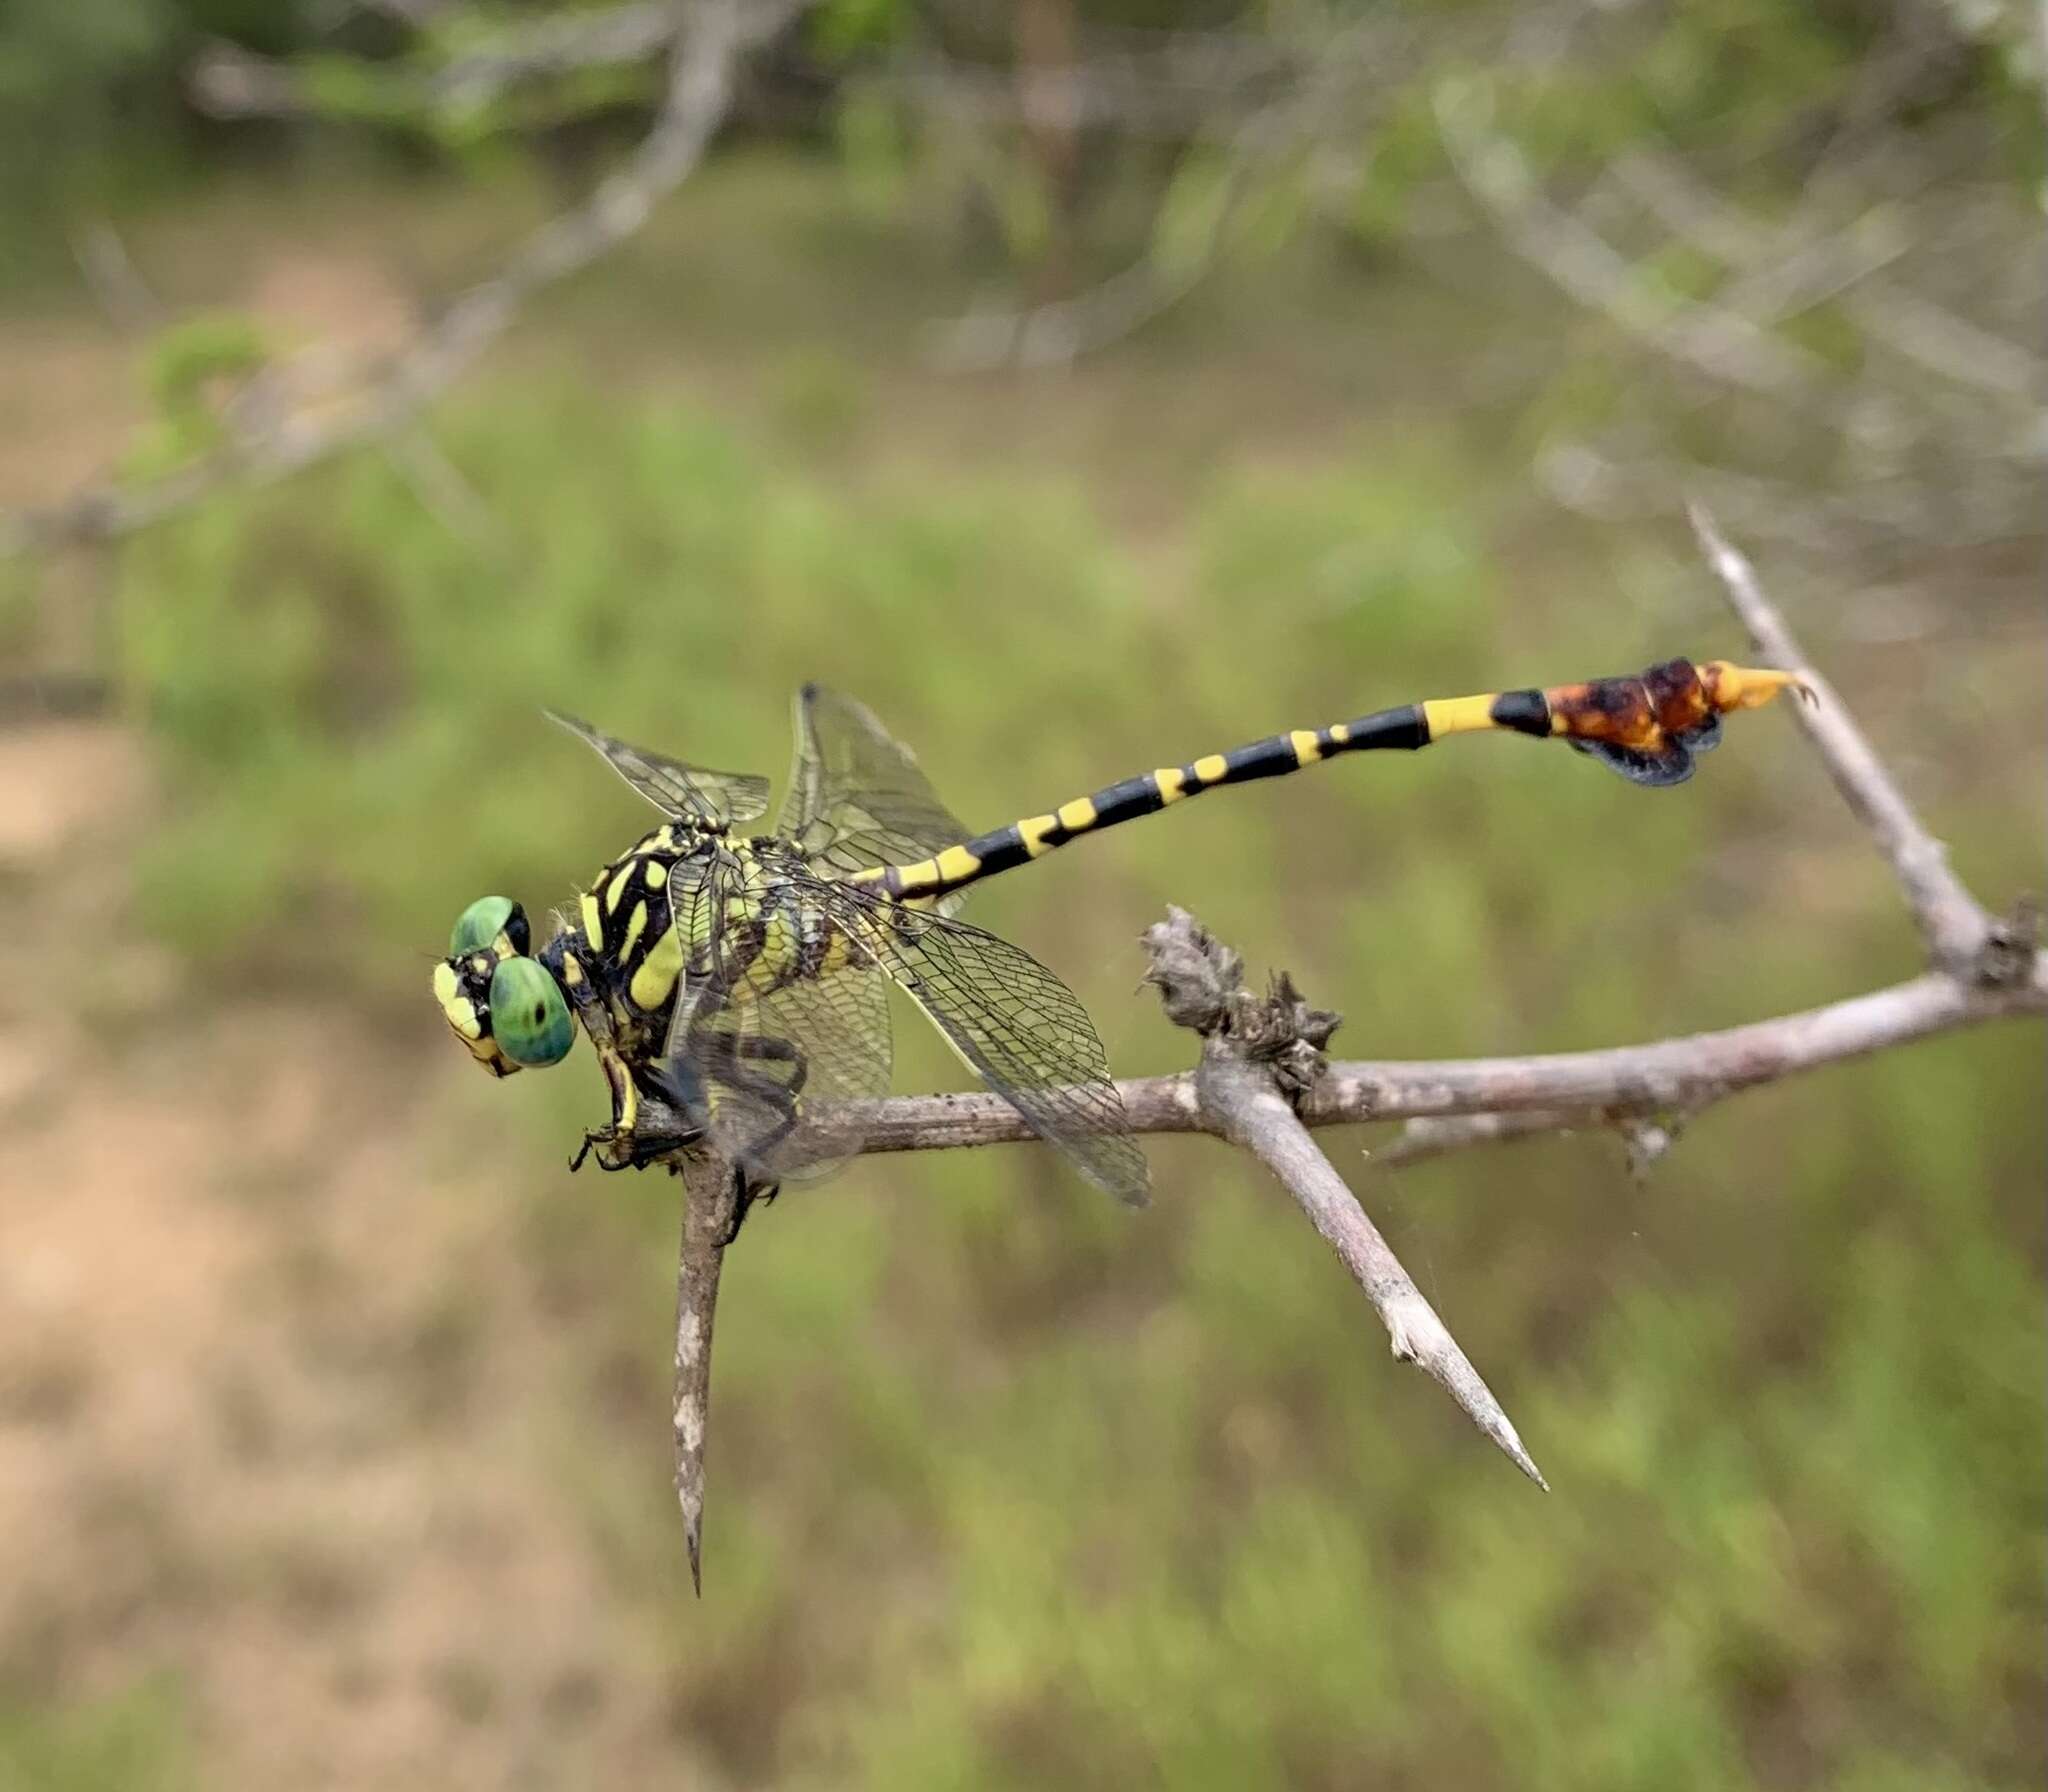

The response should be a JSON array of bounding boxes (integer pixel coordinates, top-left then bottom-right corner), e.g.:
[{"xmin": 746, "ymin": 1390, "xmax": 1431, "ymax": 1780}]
[
  {"xmin": 672, "ymin": 1154, "xmax": 738, "ymax": 1597},
  {"xmin": 641, "ymin": 520, "xmax": 2041, "ymax": 1584},
  {"xmin": 1438, "ymin": 67, "xmax": 2043, "ymax": 568},
  {"xmin": 1687, "ymin": 503, "xmax": 1994, "ymax": 974},
  {"xmin": 1434, "ymin": 80, "xmax": 1828, "ymax": 398},
  {"xmin": 1142, "ymin": 906, "xmax": 1548, "ymax": 1487},
  {"xmin": 753, "ymin": 964, "xmax": 2039, "ymax": 1162},
  {"xmin": 190, "ymin": 3, "xmax": 687, "ymax": 120},
  {"xmin": 1369, "ymin": 1109, "xmax": 1594, "ymax": 1171}
]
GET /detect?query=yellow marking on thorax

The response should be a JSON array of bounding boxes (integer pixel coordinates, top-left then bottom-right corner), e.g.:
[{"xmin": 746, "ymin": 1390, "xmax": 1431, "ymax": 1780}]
[
  {"xmin": 1057, "ymin": 796, "xmax": 1099, "ymax": 832},
  {"xmin": 1190, "ymin": 753, "xmax": 1228, "ymax": 785},
  {"xmin": 1018, "ymin": 814, "xmax": 1059, "ymax": 858},
  {"xmin": 629, "ymin": 922, "xmax": 685, "ymax": 1010},
  {"xmin": 644, "ymin": 861, "xmax": 667, "ymax": 890},
  {"xmin": 432, "ymin": 963, "xmax": 481, "ymax": 1038},
  {"xmin": 1288, "ymin": 729, "xmax": 1321, "ymax": 764},
  {"xmin": 605, "ymin": 862, "xmax": 636, "ymax": 913},
  {"xmin": 579, "ymin": 890, "xmax": 605, "ymax": 947},
  {"xmin": 561, "ymin": 955, "xmax": 584, "ymax": 986},
  {"xmin": 617, "ymin": 898, "xmax": 649, "ymax": 963},
  {"xmin": 1153, "ymin": 769, "xmax": 1187, "ymax": 804},
  {"xmin": 1421, "ymin": 694, "xmax": 1504, "ymax": 739}
]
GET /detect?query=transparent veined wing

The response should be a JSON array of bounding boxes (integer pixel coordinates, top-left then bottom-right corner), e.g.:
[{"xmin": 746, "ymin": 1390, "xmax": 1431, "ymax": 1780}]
[
  {"xmin": 546, "ymin": 709, "xmax": 772, "ymax": 829},
  {"xmin": 1566, "ymin": 735, "xmax": 1699, "ymax": 787},
  {"xmin": 778, "ymin": 683, "xmax": 975, "ymax": 883},
  {"xmin": 657, "ymin": 855, "xmax": 893, "ymax": 1184},
  {"xmin": 825, "ymin": 885, "xmax": 1149, "ymax": 1207}
]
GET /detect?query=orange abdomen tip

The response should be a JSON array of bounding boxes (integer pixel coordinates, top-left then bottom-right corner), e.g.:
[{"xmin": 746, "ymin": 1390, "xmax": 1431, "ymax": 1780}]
[{"xmin": 1701, "ymin": 661, "xmax": 1815, "ymax": 713}]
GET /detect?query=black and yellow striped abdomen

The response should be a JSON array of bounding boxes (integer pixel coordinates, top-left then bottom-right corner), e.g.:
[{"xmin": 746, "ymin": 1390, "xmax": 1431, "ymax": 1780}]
[{"xmin": 855, "ymin": 658, "xmax": 1804, "ymax": 903}]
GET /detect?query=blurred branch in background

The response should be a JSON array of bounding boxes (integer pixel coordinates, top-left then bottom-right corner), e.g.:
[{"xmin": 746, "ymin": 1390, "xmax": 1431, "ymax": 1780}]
[
  {"xmin": 889, "ymin": 3, "xmax": 2043, "ymax": 588},
  {"xmin": 1436, "ymin": 71, "xmax": 2046, "ymax": 580},
  {"xmin": 911, "ymin": 10, "xmax": 1431, "ymax": 368},
  {"xmin": 188, "ymin": 2, "xmax": 688, "ymax": 121},
  {"xmin": 654, "ymin": 520, "xmax": 2044, "ymax": 1585},
  {"xmin": 0, "ymin": 0, "xmax": 807, "ymax": 561}
]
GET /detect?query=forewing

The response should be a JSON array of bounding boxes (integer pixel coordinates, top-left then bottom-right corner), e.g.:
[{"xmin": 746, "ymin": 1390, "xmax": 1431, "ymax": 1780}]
[
  {"xmin": 546, "ymin": 709, "xmax": 771, "ymax": 827},
  {"xmin": 778, "ymin": 684, "xmax": 974, "ymax": 881},
  {"xmin": 827, "ymin": 889, "xmax": 1149, "ymax": 1207},
  {"xmin": 661, "ymin": 858, "xmax": 893, "ymax": 1184}
]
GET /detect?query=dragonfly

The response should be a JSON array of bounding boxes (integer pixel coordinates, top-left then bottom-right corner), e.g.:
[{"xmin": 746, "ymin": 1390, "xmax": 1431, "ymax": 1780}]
[{"xmin": 432, "ymin": 655, "xmax": 1808, "ymax": 1231}]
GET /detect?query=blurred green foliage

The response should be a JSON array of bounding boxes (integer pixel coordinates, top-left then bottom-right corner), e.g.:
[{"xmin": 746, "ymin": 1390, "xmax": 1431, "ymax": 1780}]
[
  {"xmin": 0, "ymin": 1678, "xmax": 192, "ymax": 1792},
  {"xmin": 0, "ymin": 1, "xmax": 310, "ymax": 243}
]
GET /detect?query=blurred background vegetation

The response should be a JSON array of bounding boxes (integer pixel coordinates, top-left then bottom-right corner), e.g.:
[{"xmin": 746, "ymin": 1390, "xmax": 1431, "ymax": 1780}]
[{"xmin": 0, "ymin": 2, "xmax": 2041, "ymax": 1788}]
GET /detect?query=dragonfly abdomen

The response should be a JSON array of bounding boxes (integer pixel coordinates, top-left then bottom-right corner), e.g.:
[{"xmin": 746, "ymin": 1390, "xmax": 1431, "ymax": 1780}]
[{"xmin": 860, "ymin": 658, "xmax": 1804, "ymax": 902}]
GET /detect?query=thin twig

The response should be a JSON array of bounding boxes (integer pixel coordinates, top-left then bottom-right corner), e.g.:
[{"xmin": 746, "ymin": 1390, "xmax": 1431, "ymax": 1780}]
[
  {"xmin": 70, "ymin": 223, "xmax": 164, "ymax": 334},
  {"xmin": 1368, "ymin": 1108, "xmax": 1592, "ymax": 1170},
  {"xmin": 1612, "ymin": 149, "xmax": 2045, "ymax": 400},
  {"xmin": 190, "ymin": 3, "xmax": 688, "ymax": 120},
  {"xmin": 1687, "ymin": 503, "xmax": 1993, "ymax": 973},
  {"xmin": 631, "ymin": 904, "xmax": 2045, "ymax": 1586},
  {"xmin": 1434, "ymin": 79, "xmax": 1828, "ymax": 397},
  {"xmin": 924, "ymin": 12, "xmax": 1405, "ymax": 370},
  {"xmin": 1138, "ymin": 906, "xmax": 1546, "ymax": 1485},
  {"xmin": 382, "ymin": 428, "xmax": 502, "ymax": 550},
  {"xmin": 729, "ymin": 963, "xmax": 2041, "ymax": 1166},
  {"xmin": 673, "ymin": 1154, "xmax": 738, "ymax": 1598},
  {"xmin": 1201, "ymin": 1051, "xmax": 1548, "ymax": 1488}
]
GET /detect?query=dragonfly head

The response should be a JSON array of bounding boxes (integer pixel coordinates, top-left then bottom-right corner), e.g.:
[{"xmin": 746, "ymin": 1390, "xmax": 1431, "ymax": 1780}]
[{"xmin": 432, "ymin": 896, "xmax": 573, "ymax": 1078}]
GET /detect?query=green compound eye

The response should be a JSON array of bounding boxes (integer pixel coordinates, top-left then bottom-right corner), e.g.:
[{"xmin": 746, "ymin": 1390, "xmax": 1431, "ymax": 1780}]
[
  {"xmin": 451, "ymin": 895, "xmax": 523, "ymax": 957},
  {"xmin": 488, "ymin": 956, "xmax": 573, "ymax": 1067}
]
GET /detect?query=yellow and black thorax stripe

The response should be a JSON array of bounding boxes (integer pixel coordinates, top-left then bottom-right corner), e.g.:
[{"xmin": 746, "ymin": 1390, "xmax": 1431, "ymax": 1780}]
[{"xmin": 569, "ymin": 832, "xmax": 864, "ymax": 1036}]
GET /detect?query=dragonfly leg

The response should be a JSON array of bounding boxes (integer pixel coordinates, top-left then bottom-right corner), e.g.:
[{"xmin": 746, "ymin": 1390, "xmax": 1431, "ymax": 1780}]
[
  {"xmin": 566, "ymin": 1040, "xmax": 654, "ymax": 1172},
  {"xmin": 722, "ymin": 1170, "xmax": 781, "ymax": 1247}
]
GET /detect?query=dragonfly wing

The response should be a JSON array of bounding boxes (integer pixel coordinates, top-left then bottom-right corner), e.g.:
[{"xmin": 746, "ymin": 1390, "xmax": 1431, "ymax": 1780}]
[
  {"xmin": 659, "ymin": 858, "xmax": 892, "ymax": 1184},
  {"xmin": 1567, "ymin": 735, "xmax": 1698, "ymax": 787},
  {"xmin": 828, "ymin": 889, "xmax": 1149, "ymax": 1208},
  {"xmin": 778, "ymin": 684, "xmax": 974, "ymax": 886},
  {"xmin": 546, "ymin": 709, "xmax": 771, "ymax": 828}
]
